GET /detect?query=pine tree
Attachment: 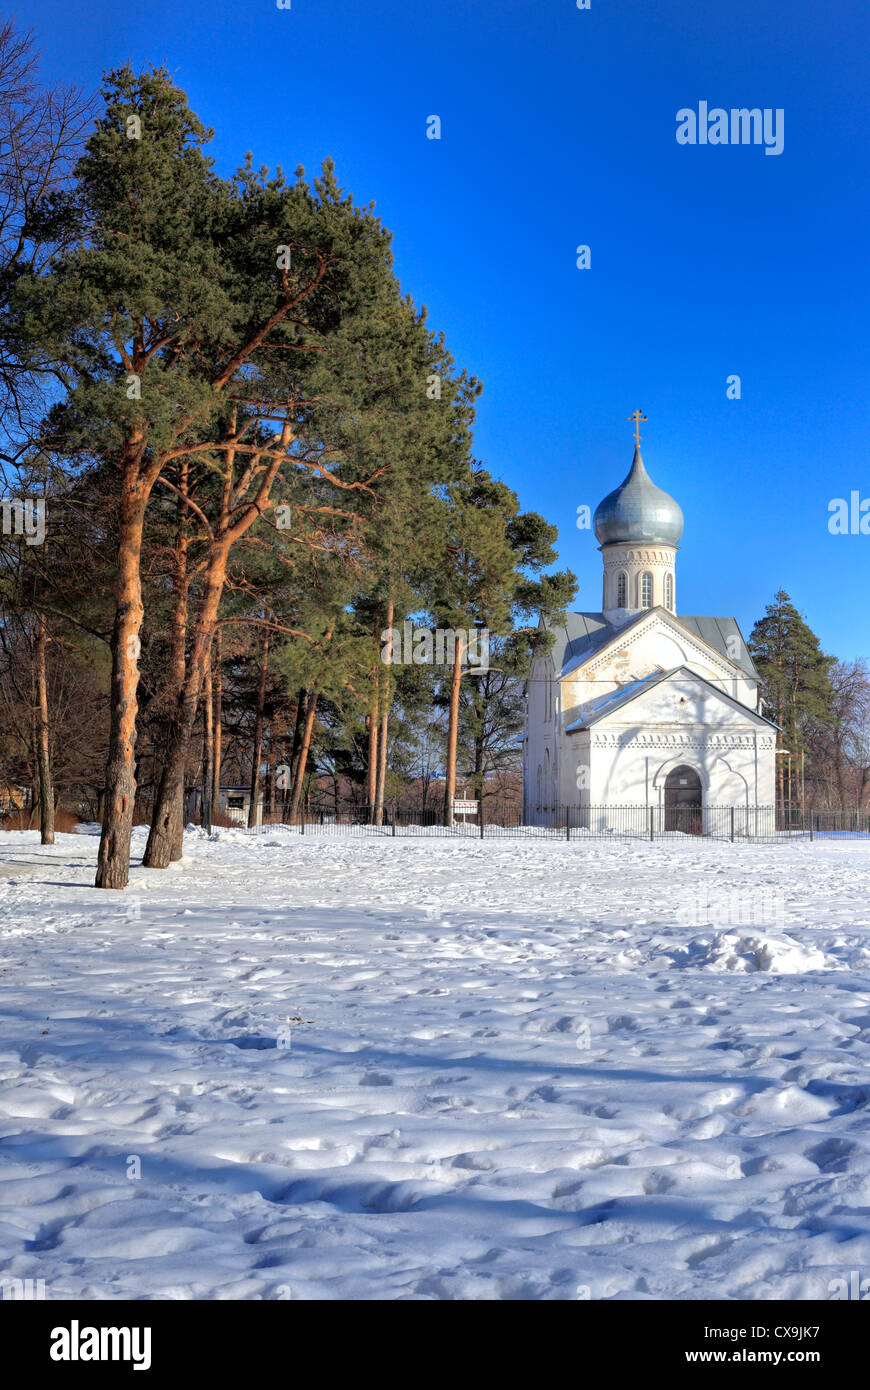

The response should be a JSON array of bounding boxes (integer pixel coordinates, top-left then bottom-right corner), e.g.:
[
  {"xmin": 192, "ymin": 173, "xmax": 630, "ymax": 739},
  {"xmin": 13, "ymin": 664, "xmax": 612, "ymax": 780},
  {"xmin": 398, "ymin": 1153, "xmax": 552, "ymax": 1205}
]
[
  {"xmin": 22, "ymin": 65, "xmax": 237, "ymax": 885},
  {"xmin": 748, "ymin": 589, "xmax": 834, "ymax": 810},
  {"xmin": 427, "ymin": 469, "xmax": 575, "ymax": 824}
]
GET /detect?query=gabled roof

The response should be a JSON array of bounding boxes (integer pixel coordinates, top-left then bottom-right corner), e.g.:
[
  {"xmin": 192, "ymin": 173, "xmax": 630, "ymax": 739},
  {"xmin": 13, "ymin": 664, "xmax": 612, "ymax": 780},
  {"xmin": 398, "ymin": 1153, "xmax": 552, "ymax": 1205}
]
[
  {"xmin": 564, "ymin": 665, "xmax": 779, "ymax": 732},
  {"xmin": 545, "ymin": 609, "xmax": 758, "ymax": 681},
  {"xmin": 546, "ymin": 612, "xmax": 617, "ymax": 676},
  {"xmin": 564, "ymin": 668, "xmax": 669, "ymax": 730},
  {"xmin": 675, "ymin": 616, "xmax": 758, "ymax": 679}
]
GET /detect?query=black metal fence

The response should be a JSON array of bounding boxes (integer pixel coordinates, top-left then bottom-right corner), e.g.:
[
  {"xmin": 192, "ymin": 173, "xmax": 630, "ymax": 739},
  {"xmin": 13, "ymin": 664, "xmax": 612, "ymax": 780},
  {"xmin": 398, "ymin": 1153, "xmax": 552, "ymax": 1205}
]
[
  {"xmin": 232, "ymin": 803, "xmax": 737, "ymax": 841},
  {"xmin": 232, "ymin": 803, "xmax": 870, "ymax": 842},
  {"xmin": 777, "ymin": 807, "xmax": 870, "ymax": 838}
]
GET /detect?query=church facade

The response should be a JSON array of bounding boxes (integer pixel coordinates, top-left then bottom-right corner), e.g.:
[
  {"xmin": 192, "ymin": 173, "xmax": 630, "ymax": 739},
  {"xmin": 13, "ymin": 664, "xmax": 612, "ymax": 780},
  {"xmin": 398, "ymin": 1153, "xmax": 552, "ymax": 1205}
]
[{"xmin": 522, "ymin": 423, "xmax": 777, "ymax": 821}]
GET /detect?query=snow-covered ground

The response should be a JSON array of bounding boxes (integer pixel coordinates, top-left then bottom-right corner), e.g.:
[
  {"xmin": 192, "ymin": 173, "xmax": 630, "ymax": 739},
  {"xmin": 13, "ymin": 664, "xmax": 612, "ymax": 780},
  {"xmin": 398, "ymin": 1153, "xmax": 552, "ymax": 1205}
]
[{"xmin": 1, "ymin": 826, "xmax": 870, "ymax": 1301}]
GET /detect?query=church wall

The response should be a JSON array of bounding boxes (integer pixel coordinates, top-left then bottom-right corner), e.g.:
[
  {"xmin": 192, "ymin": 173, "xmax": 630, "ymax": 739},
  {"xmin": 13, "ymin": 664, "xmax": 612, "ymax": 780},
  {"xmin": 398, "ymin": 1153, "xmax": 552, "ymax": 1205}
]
[
  {"xmin": 755, "ymin": 742, "xmax": 776, "ymax": 804},
  {"xmin": 532, "ymin": 698, "xmax": 775, "ymax": 813},
  {"xmin": 560, "ymin": 674, "xmax": 619, "ymax": 733},
  {"xmin": 559, "ymin": 729, "xmax": 590, "ymax": 806},
  {"xmin": 580, "ymin": 729, "xmax": 776, "ymax": 807},
  {"xmin": 525, "ymin": 654, "xmax": 560, "ymax": 811},
  {"xmin": 604, "ymin": 676, "xmax": 758, "ymax": 730},
  {"xmin": 554, "ymin": 672, "xmax": 777, "ymax": 809}
]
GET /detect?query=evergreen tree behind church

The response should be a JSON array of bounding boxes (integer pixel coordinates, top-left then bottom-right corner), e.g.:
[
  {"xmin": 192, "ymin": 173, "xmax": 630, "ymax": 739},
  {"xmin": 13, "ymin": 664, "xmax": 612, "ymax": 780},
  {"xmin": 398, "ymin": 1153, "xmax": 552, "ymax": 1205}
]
[{"xmin": 748, "ymin": 591, "xmax": 834, "ymax": 810}]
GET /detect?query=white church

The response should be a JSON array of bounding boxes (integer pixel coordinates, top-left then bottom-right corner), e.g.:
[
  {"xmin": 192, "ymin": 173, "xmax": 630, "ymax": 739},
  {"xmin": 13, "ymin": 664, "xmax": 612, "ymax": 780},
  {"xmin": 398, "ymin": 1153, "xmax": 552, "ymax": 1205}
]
[{"xmin": 522, "ymin": 418, "xmax": 777, "ymax": 826}]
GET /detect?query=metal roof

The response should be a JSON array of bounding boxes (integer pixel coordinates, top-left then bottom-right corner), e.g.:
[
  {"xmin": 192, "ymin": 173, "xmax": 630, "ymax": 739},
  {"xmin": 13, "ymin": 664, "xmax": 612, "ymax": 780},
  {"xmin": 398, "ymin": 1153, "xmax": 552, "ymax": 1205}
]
[
  {"xmin": 544, "ymin": 609, "xmax": 758, "ymax": 681},
  {"xmin": 593, "ymin": 445, "xmax": 685, "ymax": 546},
  {"xmin": 674, "ymin": 616, "xmax": 758, "ymax": 678}
]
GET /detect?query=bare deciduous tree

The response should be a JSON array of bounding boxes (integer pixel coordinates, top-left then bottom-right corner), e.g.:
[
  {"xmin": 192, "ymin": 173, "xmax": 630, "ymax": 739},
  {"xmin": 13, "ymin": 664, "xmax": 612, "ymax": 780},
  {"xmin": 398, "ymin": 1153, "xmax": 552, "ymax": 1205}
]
[{"xmin": 0, "ymin": 20, "xmax": 94, "ymax": 442}]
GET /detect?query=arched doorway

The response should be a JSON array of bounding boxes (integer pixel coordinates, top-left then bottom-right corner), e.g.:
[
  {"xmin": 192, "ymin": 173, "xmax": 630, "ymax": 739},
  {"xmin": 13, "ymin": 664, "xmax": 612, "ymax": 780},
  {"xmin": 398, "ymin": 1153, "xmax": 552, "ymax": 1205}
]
[{"xmin": 664, "ymin": 764, "xmax": 702, "ymax": 834}]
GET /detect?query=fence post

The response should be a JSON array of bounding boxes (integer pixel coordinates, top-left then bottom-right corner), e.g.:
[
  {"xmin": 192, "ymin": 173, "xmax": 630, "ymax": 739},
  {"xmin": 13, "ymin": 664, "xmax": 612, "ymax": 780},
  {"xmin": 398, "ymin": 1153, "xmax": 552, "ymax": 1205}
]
[
  {"xmin": 649, "ymin": 806, "xmax": 654, "ymax": 842},
  {"xmin": 301, "ymin": 806, "xmax": 305, "ymax": 836},
  {"xmin": 809, "ymin": 813, "xmax": 813, "ymax": 842},
  {"xmin": 730, "ymin": 807, "xmax": 734, "ymax": 843},
  {"xmin": 566, "ymin": 805, "xmax": 571, "ymax": 842},
  {"xmin": 479, "ymin": 799, "xmax": 485, "ymax": 839},
  {"xmin": 391, "ymin": 807, "xmax": 396, "ymax": 837}
]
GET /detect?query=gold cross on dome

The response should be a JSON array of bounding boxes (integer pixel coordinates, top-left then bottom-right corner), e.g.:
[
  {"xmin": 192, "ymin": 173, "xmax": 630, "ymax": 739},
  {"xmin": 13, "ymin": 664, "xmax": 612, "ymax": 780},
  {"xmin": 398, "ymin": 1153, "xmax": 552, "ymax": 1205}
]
[{"xmin": 628, "ymin": 409, "xmax": 647, "ymax": 446}]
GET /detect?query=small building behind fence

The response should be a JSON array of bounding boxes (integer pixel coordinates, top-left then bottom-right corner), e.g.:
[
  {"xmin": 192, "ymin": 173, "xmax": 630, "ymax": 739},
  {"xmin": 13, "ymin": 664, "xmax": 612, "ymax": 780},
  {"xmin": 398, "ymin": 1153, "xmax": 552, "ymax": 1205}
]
[{"xmin": 187, "ymin": 786, "xmax": 264, "ymax": 827}]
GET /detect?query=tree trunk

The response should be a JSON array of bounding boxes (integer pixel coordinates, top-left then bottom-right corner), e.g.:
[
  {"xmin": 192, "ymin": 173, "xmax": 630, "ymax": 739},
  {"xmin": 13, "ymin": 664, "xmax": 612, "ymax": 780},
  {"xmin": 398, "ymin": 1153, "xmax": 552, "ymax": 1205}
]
[
  {"xmin": 248, "ymin": 631, "xmax": 269, "ymax": 828},
  {"xmin": 289, "ymin": 688, "xmax": 319, "ymax": 821},
  {"xmin": 96, "ymin": 466, "xmax": 148, "ymax": 889},
  {"xmin": 143, "ymin": 541, "xmax": 230, "ymax": 868},
  {"xmin": 375, "ymin": 703, "xmax": 390, "ymax": 826},
  {"xmin": 212, "ymin": 626, "xmax": 222, "ymax": 822},
  {"xmin": 202, "ymin": 641, "xmax": 214, "ymax": 833},
  {"xmin": 264, "ymin": 743, "xmax": 275, "ymax": 821},
  {"xmin": 287, "ymin": 690, "xmax": 309, "ymax": 816},
  {"xmin": 443, "ymin": 631, "xmax": 466, "ymax": 827},
  {"xmin": 281, "ymin": 692, "xmax": 307, "ymax": 822},
  {"xmin": 168, "ymin": 462, "xmax": 190, "ymax": 861},
  {"xmin": 286, "ymin": 688, "xmax": 306, "ymax": 796},
  {"xmin": 374, "ymin": 599, "xmax": 394, "ymax": 826},
  {"xmin": 34, "ymin": 611, "xmax": 55, "ymax": 844},
  {"xmin": 27, "ymin": 667, "xmax": 39, "ymax": 828},
  {"xmin": 144, "ymin": 413, "xmax": 289, "ymax": 866},
  {"xmin": 366, "ymin": 691, "xmax": 379, "ymax": 821}
]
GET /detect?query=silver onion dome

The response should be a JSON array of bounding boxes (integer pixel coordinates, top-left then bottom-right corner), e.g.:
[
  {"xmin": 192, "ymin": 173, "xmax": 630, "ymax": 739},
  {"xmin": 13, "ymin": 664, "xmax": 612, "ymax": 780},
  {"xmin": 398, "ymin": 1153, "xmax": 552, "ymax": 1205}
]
[{"xmin": 593, "ymin": 445, "xmax": 684, "ymax": 546}]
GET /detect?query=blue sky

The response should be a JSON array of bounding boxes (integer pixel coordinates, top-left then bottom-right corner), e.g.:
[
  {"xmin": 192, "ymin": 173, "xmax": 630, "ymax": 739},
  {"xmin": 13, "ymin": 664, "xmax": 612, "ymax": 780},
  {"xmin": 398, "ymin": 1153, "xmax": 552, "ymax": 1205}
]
[{"xmin": 18, "ymin": 0, "xmax": 870, "ymax": 657}]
